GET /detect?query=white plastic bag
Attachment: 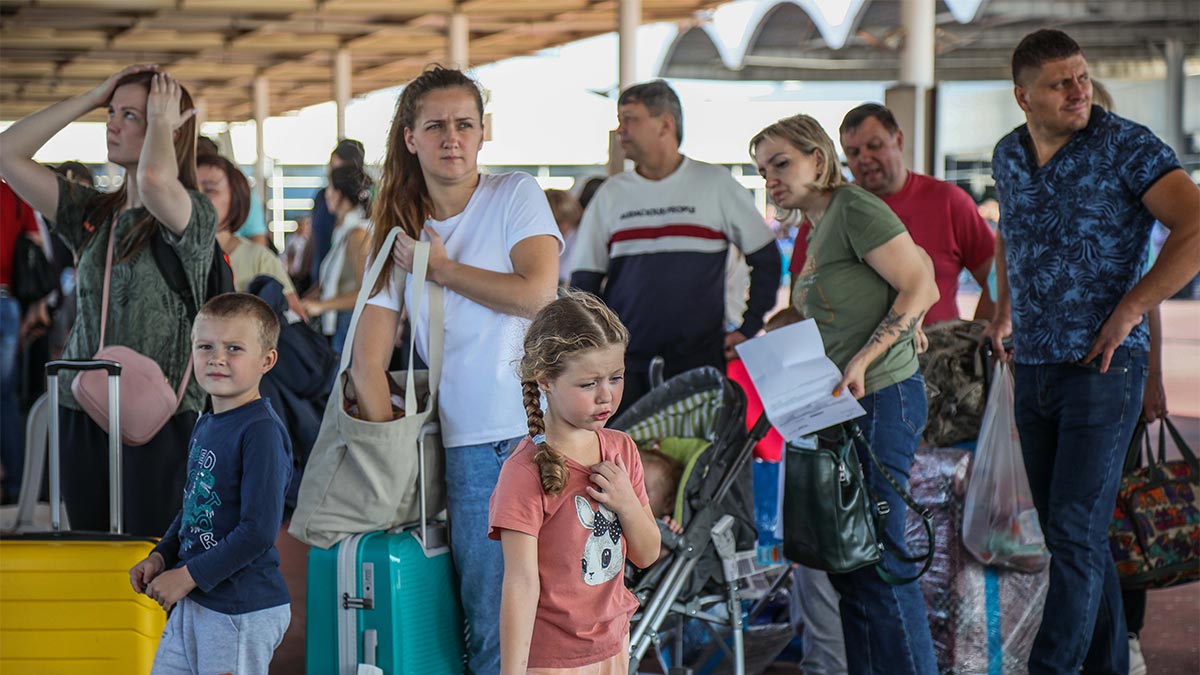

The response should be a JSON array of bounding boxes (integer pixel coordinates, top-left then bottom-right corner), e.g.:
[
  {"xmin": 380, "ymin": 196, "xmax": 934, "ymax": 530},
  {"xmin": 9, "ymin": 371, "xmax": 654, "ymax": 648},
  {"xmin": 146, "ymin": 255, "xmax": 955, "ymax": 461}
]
[{"xmin": 962, "ymin": 362, "xmax": 1051, "ymax": 572}]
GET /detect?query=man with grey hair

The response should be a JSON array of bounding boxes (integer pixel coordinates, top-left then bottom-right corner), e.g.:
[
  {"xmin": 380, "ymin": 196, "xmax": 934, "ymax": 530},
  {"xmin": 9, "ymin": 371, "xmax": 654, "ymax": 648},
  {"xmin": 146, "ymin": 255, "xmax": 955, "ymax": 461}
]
[{"xmin": 569, "ymin": 80, "xmax": 781, "ymax": 412}]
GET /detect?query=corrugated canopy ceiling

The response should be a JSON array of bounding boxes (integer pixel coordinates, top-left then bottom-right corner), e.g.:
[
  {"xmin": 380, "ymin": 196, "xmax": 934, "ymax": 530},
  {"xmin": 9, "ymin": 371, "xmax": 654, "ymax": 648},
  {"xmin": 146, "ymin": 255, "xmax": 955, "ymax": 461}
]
[{"xmin": 660, "ymin": 0, "xmax": 1200, "ymax": 82}]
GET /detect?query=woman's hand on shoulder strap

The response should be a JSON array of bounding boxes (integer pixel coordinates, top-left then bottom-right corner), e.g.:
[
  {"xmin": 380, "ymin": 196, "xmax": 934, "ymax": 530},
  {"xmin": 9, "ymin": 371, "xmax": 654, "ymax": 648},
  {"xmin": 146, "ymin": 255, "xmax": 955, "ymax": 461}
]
[{"xmin": 390, "ymin": 229, "xmax": 419, "ymax": 274}]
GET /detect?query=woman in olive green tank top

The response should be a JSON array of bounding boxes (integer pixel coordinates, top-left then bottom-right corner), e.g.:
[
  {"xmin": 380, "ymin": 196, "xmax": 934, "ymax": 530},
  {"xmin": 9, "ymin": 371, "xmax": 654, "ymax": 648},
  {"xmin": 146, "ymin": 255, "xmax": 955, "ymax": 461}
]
[{"xmin": 751, "ymin": 114, "xmax": 940, "ymax": 675}]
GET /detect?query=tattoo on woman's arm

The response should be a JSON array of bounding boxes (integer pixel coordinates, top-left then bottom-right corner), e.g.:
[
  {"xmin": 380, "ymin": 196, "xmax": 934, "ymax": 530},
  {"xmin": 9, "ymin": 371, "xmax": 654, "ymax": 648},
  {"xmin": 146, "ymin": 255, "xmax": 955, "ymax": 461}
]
[
  {"xmin": 865, "ymin": 309, "xmax": 903, "ymax": 349},
  {"xmin": 902, "ymin": 312, "xmax": 926, "ymax": 337},
  {"xmin": 865, "ymin": 309, "xmax": 926, "ymax": 349}
]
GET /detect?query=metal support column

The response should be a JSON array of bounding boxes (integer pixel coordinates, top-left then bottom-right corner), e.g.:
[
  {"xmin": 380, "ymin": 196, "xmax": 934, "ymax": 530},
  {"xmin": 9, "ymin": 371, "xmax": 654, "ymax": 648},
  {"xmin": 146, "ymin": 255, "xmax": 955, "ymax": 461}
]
[
  {"xmin": 448, "ymin": 11, "xmax": 469, "ymax": 71},
  {"xmin": 895, "ymin": 0, "xmax": 935, "ymax": 174},
  {"xmin": 253, "ymin": 75, "xmax": 269, "ymax": 218},
  {"xmin": 618, "ymin": 0, "xmax": 640, "ymax": 91},
  {"xmin": 334, "ymin": 47, "xmax": 351, "ymax": 141},
  {"xmin": 193, "ymin": 96, "xmax": 208, "ymax": 132},
  {"xmin": 610, "ymin": 0, "xmax": 641, "ymax": 175},
  {"xmin": 1163, "ymin": 38, "xmax": 1186, "ymax": 158}
]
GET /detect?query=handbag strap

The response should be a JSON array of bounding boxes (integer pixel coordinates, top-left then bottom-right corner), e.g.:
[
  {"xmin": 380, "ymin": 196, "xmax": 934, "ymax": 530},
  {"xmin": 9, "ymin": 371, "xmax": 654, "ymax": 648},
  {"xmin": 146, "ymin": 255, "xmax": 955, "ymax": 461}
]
[
  {"xmin": 97, "ymin": 221, "xmax": 192, "ymax": 406},
  {"xmin": 1123, "ymin": 422, "xmax": 1150, "ymax": 472},
  {"xmin": 338, "ymin": 228, "xmax": 444, "ymax": 406},
  {"xmin": 98, "ymin": 221, "xmax": 116, "ymax": 349},
  {"xmin": 846, "ymin": 423, "xmax": 936, "ymax": 585},
  {"xmin": 1161, "ymin": 417, "xmax": 1199, "ymax": 475}
]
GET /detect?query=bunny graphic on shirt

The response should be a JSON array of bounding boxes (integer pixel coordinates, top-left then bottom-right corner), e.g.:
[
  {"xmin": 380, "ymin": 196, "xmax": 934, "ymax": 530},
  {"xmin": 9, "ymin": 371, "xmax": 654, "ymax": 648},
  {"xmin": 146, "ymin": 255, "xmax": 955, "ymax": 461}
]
[{"xmin": 575, "ymin": 495, "xmax": 623, "ymax": 586}]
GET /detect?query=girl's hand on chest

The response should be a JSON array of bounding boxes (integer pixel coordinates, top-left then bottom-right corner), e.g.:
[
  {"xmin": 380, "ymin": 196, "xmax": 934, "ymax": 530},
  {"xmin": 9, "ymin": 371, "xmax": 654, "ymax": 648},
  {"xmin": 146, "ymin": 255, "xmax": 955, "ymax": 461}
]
[{"xmin": 585, "ymin": 454, "xmax": 640, "ymax": 518}]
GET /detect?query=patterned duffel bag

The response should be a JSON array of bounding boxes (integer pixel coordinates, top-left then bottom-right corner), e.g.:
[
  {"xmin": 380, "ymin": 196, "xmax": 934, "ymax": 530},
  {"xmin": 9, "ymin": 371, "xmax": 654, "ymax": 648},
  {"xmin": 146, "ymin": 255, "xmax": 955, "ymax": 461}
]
[{"xmin": 1109, "ymin": 417, "xmax": 1200, "ymax": 590}]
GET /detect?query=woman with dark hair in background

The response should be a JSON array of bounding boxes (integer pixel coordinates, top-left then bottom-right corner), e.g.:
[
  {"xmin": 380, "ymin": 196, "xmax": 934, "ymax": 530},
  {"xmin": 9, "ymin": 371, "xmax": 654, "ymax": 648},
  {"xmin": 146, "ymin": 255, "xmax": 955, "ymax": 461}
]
[
  {"xmin": 303, "ymin": 164, "xmax": 372, "ymax": 355},
  {"xmin": 0, "ymin": 65, "xmax": 216, "ymax": 536},
  {"xmin": 197, "ymin": 153, "xmax": 306, "ymax": 318},
  {"xmin": 309, "ymin": 138, "xmax": 366, "ymax": 284}
]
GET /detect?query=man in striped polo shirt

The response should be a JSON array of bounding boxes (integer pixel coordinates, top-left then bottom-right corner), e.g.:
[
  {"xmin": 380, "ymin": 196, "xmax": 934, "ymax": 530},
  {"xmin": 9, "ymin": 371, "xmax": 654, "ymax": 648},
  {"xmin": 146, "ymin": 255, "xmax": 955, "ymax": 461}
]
[{"xmin": 569, "ymin": 80, "xmax": 781, "ymax": 413}]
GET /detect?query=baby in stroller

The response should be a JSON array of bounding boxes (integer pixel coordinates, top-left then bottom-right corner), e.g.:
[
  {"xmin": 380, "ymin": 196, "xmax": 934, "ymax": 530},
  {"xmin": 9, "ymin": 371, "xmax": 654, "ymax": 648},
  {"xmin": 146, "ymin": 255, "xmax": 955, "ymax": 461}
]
[
  {"xmin": 615, "ymin": 367, "xmax": 781, "ymax": 673},
  {"xmin": 639, "ymin": 446, "xmax": 680, "ymax": 519},
  {"xmin": 638, "ymin": 444, "xmax": 685, "ymax": 559}
]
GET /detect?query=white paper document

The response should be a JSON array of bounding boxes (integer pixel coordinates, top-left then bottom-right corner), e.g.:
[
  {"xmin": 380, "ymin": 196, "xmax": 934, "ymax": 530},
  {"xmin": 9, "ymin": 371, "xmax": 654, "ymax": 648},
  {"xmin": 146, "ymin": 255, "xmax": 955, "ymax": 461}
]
[{"xmin": 734, "ymin": 319, "xmax": 866, "ymax": 442}]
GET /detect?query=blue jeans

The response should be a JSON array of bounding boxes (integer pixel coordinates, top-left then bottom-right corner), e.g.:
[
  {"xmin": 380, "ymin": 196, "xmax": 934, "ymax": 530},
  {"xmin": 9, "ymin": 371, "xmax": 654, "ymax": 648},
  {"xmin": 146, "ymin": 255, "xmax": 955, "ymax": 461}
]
[
  {"xmin": 0, "ymin": 295, "xmax": 23, "ymax": 500},
  {"xmin": 445, "ymin": 435, "xmax": 522, "ymax": 675},
  {"xmin": 1015, "ymin": 347, "xmax": 1147, "ymax": 675},
  {"xmin": 331, "ymin": 310, "xmax": 352, "ymax": 356},
  {"xmin": 828, "ymin": 373, "xmax": 937, "ymax": 675}
]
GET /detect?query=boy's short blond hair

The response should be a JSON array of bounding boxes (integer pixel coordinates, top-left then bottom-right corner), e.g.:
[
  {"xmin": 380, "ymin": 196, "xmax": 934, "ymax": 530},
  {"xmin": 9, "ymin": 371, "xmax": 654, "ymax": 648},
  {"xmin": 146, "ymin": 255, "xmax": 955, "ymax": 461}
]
[{"xmin": 195, "ymin": 293, "xmax": 281, "ymax": 352}]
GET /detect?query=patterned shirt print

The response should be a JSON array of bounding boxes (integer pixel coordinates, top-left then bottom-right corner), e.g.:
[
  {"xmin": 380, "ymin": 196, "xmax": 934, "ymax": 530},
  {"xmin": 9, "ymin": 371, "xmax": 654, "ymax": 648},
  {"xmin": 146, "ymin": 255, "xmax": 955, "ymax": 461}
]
[
  {"xmin": 180, "ymin": 437, "xmax": 221, "ymax": 553},
  {"xmin": 992, "ymin": 106, "xmax": 1179, "ymax": 364},
  {"xmin": 51, "ymin": 175, "xmax": 216, "ymax": 412}
]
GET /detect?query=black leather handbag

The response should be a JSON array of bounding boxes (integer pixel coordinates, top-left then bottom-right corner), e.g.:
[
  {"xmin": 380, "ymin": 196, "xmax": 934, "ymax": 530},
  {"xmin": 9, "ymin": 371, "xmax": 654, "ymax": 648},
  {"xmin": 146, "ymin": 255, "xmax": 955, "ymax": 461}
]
[{"xmin": 783, "ymin": 422, "xmax": 934, "ymax": 584}]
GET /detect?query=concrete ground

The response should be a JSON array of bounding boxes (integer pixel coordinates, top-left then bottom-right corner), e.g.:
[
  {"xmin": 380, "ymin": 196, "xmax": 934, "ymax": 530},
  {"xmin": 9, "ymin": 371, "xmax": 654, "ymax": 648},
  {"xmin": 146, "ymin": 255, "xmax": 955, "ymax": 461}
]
[{"xmin": 270, "ymin": 300, "xmax": 1200, "ymax": 674}]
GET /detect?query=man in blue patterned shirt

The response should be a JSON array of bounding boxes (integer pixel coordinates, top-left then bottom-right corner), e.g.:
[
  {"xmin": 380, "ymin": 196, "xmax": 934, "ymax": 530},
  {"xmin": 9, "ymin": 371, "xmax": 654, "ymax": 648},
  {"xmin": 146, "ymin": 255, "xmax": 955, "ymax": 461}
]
[{"xmin": 983, "ymin": 29, "xmax": 1200, "ymax": 675}]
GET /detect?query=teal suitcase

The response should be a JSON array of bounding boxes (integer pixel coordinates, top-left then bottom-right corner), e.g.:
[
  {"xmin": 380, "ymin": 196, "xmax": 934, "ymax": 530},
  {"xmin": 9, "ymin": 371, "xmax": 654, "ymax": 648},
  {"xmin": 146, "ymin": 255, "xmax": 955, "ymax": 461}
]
[{"xmin": 305, "ymin": 420, "xmax": 465, "ymax": 675}]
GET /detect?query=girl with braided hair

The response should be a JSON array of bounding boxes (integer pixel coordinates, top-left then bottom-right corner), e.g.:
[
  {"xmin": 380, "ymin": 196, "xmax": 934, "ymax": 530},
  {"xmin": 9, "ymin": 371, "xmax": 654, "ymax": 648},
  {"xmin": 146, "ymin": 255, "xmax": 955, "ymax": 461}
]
[{"xmin": 488, "ymin": 291, "xmax": 660, "ymax": 675}]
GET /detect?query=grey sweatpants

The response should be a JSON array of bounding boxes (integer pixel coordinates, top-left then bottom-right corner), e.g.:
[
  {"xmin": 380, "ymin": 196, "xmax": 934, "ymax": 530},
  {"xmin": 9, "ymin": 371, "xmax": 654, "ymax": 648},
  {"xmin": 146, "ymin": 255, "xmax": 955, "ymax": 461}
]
[
  {"xmin": 151, "ymin": 597, "xmax": 291, "ymax": 675},
  {"xmin": 792, "ymin": 564, "xmax": 848, "ymax": 675}
]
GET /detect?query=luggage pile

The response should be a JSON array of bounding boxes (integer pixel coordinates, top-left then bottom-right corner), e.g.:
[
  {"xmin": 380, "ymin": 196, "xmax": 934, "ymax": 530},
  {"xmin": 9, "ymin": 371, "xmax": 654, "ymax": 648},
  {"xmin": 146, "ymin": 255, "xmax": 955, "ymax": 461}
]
[
  {"xmin": 919, "ymin": 320, "xmax": 988, "ymax": 448},
  {"xmin": 906, "ymin": 447, "xmax": 1049, "ymax": 675}
]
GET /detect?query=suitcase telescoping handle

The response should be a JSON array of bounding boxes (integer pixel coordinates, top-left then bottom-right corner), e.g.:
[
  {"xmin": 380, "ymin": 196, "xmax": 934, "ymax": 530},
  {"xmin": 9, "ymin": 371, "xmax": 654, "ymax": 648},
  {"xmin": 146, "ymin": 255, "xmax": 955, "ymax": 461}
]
[
  {"xmin": 416, "ymin": 420, "xmax": 450, "ymax": 553},
  {"xmin": 45, "ymin": 360, "xmax": 124, "ymax": 535}
]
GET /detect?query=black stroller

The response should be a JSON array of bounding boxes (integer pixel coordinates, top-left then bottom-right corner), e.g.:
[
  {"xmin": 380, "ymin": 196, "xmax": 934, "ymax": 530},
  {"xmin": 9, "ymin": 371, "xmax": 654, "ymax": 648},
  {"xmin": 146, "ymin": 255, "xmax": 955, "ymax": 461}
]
[{"xmin": 612, "ymin": 365, "xmax": 782, "ymax": 674}]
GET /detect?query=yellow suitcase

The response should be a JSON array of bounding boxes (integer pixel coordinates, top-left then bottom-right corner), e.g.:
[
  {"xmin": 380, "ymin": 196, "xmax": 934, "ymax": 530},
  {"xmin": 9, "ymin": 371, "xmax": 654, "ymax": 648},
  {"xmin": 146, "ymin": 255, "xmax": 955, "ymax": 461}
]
[{"xmin": 0, "ymin": 360, "xmax": 166, "ymax": 674}]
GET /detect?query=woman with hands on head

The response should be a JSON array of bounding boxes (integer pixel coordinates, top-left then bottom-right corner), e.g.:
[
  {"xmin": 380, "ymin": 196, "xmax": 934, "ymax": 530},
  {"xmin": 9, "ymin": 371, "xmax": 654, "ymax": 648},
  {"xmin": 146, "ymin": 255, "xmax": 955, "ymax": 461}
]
[
  {"xmin": 351, "ymin": 66, "xmax": 561, "ymax": 675},
  {"xmin": 750, "ymin": 114, "xmax": 939, "ymax": 675},
  {"xmin": 0, "ymin": 66, "xmax": 217, "ymax": 537}
]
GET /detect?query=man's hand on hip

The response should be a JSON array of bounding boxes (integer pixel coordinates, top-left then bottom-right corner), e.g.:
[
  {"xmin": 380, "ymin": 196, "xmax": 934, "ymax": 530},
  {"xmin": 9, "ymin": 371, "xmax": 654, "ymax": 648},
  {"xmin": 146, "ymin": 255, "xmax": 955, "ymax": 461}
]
[{"xmin": 1081, "ymin": 302, "xmax": 1143, "ymax": 373}]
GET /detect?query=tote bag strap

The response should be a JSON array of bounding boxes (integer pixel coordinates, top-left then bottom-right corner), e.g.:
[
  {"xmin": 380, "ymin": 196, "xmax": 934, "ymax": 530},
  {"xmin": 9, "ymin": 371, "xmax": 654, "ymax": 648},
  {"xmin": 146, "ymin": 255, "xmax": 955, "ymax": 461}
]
[
  {"xmin": 402, "ymin": 243, "xmax": 444, "ymax": 412},
  {"xmin": 98, "ymin": 222, "xmax": 192, "ymax": 406},
  {"xmin": 337, "ymin": 227, "xmax": 444, "ymax": 406}
]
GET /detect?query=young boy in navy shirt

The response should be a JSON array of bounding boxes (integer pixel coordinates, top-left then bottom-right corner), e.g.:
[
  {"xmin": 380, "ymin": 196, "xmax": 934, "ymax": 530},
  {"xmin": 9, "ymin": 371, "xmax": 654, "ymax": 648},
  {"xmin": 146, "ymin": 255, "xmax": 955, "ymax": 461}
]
[{"xmin": 129, "ymin": 292, "xmax": 293, "ymax": 675}]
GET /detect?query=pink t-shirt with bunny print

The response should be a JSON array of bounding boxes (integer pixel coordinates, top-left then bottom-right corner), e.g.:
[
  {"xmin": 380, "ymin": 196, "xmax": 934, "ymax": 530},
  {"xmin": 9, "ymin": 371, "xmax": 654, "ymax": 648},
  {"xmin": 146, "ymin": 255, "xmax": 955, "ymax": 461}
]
[{"xmin": 488, "ymin": 428, "xmax": 650, "ymax": 669}]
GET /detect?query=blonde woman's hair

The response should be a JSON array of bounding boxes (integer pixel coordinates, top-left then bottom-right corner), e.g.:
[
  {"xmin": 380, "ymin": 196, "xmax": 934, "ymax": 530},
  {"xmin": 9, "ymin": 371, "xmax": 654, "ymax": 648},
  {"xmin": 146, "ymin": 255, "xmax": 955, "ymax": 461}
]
[
  {"xmin": 518, "ymin": 291, "xmax": 630, "ymax": 495},
  {"xmin": 749, "ymin": 114, "xmax": 845, "ymax": 198}
]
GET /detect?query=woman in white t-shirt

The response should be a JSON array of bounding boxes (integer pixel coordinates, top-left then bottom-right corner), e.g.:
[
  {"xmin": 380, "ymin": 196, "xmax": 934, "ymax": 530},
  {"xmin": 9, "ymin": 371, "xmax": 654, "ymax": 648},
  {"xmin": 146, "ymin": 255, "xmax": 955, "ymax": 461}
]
[{"xmin": 352, "ymin": 66, "xmax": 561, "ymax": 675}]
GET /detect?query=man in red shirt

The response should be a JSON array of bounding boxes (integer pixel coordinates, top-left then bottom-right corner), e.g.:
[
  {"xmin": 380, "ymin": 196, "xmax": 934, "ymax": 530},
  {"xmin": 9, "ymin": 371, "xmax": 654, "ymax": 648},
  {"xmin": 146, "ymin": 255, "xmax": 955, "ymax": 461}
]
[
  {"xmin": 1, "ymin": 179, "xmax": 40, "ymax": 501},
  {"xmin": 839, "ymin": 103, "xmax": 996, "ymax": 325}
]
